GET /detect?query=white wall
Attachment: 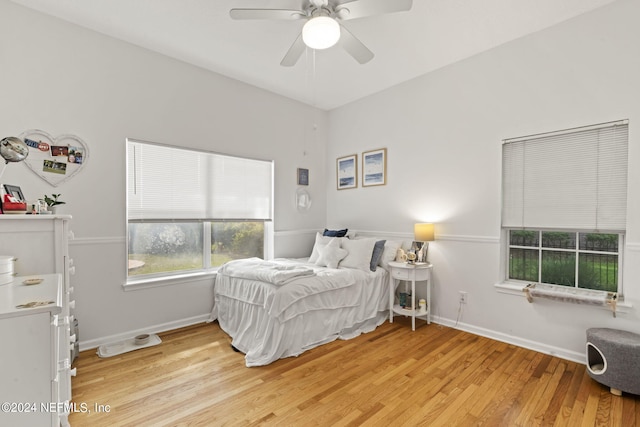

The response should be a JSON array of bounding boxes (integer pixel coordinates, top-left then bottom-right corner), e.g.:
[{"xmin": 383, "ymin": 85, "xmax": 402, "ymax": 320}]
[
  {"xmin": 3, "ymin": 0, "xmax": 639, "ymax": 361},
  {"xmin": 327, "ymin": 0, "xmax": 640, "ymax": 362},
  {"xmin": 0, "ymin": 0, "xmax": 327, "ymax": 347}
]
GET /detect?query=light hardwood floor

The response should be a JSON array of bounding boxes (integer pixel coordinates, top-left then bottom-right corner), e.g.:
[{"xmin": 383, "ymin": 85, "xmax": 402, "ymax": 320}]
[{"xmin": 69, "ymin": 320, "xmax": 639, "ymax": 426}]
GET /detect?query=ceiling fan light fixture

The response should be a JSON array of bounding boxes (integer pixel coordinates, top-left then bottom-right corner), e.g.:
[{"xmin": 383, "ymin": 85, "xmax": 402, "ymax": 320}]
[{"xmin": 302, "ymin": 16, "xmax": 340, "ymax": 50}]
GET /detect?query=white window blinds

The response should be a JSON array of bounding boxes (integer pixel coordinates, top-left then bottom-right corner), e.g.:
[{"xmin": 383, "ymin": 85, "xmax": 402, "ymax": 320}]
[
  {"xmin": 127, "ymin": 139, "xmax": 273, "ymax": 221},
  {"xmin": 502, "ymin": 120, "xmax": 628, "ymax": 231}
]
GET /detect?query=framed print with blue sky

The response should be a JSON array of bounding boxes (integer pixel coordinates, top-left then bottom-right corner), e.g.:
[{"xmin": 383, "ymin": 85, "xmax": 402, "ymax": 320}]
[
  {"xmin": 337, "ymin": 154, "xmax": 357, "ymax": 190},
  {"xmin": 362, "ymin": 148, "xmax": 386, "ymax": 187}
]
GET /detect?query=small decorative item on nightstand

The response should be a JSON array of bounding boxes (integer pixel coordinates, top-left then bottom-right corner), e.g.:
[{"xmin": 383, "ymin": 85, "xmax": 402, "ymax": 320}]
[
  {"xmin": 399, "ymin": 292, "xmax": 408, "ymax": 308},
  {"xmin": 395, "ymin": 248, "xmax": 407, "ymax": 262},
  {"xmin": 418, "ymin": 299, "xmax": 427, "ymax": 315}
]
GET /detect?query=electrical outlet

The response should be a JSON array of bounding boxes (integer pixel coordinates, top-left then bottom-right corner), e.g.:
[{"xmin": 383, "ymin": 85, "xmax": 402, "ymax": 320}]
[{"xmin": 459, "ymin": 291, "xmax": 467, "ymax": 304}]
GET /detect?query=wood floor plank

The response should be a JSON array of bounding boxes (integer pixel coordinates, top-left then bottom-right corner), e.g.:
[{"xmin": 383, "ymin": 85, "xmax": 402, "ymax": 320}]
[
  {"xmin": 69, "ymin": 321, "xmax": 639, "ymax": 426},
  {"xmin": 621, "ymin": 395, "xmax": 639, "ymax": 427},
  {"xmin": 515, "ymin": 357, "xmax": 563, "ymax": 425},
  {"xmin": 481, "ymin": 350, "xmax": 546, "ymax": 425}
]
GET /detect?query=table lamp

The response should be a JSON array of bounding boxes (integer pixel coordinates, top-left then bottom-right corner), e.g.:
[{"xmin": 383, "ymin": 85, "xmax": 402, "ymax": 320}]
[{"xmin": 414, "ymin": 223, "xmax": 435, "ymax": 263}]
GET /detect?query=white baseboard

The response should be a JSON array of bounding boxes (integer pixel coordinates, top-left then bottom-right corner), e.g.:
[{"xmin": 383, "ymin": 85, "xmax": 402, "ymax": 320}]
[
  {"xmin": 78, "ymin": 314, "xmax": 211, "ymax": 352},
  {"xmin": 79, "ymin": 312, "xmax": 586, "ymax": 365},
  {"xmin": 431, "ymin": 315, "xmax": 586, "ymax": 365}
]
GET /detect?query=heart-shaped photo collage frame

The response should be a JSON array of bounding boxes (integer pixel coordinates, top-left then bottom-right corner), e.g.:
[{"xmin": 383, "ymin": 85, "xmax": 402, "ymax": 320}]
[{"xmin": 19, "ymin": 129, "xmax": 89, "ymax": 187}]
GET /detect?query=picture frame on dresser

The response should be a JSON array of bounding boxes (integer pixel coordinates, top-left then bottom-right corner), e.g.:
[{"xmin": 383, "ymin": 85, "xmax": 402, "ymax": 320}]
[
  {"xmin": 3, "ymin": 184, "xmax": 25, "ymax": 201},
  {"xmin": 2, "ymin": 184, "xmax": 27, "ymax": 214}
]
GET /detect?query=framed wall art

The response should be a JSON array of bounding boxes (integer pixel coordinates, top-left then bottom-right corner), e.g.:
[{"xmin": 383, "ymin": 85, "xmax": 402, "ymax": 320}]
[
  {"xmin": 362, "ymin": 148, "xmax": 387, "ymax": 187},
  {"xmin": 336, "ymin": 154, "xmax": 357, "ymax": 190},
  {"xmin": 297, "ymin": 168, "xmax": 309, "ymax": 186}
]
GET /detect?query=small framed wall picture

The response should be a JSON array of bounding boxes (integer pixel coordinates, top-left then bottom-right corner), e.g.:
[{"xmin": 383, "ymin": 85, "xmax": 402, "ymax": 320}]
[
  {"xmin": 297, "ymin": 168, "xmax": 309, "ymax": 186},
  {"xmin": 336, "ymin": 154, "xmax": 357, "ymax": 190},
  {"xmin": 362, "ymin": 148, "xmax": 387, "ymax": 187}
]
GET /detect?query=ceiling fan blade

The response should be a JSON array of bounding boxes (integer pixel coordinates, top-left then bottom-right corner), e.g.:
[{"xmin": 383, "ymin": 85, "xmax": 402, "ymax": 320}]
[
  {"xmin": 335, "ymin": 0, "xmax": 412, "ymax": 20},
  {"xmin": 338, "ymin": 24, "xmax": 374, "ymax": 64},
  {"xmin": 280, "ymin": 34, "xmax": 306, "ymax": 67},
  {"xmin": 230, "ymin": 8, "xmax": 305, "ymax": 20}
]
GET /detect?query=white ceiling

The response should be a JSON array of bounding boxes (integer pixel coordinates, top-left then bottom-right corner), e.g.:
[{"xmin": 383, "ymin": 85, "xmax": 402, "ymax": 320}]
[{"xmin": 9, "ymin": 0, "xmax": 616, "ymax": 110}]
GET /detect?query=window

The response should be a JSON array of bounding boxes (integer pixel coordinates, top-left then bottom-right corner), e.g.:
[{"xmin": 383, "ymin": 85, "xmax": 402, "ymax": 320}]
[
  {"xmin": 126, "ymin": 140, "xmax": 273, "ymax": 280},
  {"xmin": 508, "ymin": 230, "xmax": 621, "ymax": 292},
  {"xmin": 502, "ymin": 120, "xmax": 628, "ymax": 294}
]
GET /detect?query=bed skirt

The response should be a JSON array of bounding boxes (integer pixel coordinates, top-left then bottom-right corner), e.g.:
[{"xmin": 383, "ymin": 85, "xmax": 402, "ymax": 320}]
[{"xmin": 209, "ymin": 293, "xmax": 389, "ymax": 367}]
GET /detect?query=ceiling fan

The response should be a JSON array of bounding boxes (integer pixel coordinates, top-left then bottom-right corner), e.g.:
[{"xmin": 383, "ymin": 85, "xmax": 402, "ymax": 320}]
[{"xmin": 230, "ymin": 0, "xmax": 413, "ymax": 66}]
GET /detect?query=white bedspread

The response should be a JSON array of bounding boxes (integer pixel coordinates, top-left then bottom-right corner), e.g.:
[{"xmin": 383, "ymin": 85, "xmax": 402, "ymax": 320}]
[
  {"xmin": 215, "ymin": 258, "xmax": 362, "ymax": 321},
  {"xmin": 218, "ymin": 257, "xmax": 315, "ymax": 286},
  {"xmin": 211, "ymin": 258, "xmax": 390, "ymax": 366}
]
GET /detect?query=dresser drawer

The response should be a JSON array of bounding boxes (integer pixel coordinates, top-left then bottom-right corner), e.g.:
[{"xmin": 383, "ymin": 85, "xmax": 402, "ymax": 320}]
[{"xmin": 392, "ymin": 268, "xmax": 411, "ymax": 280}]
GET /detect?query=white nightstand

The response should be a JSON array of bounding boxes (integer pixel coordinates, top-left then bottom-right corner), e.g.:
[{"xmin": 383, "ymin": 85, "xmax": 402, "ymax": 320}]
[{"xmin": 388, "ymin": 261, "xmax": 433, "ymax": 331}]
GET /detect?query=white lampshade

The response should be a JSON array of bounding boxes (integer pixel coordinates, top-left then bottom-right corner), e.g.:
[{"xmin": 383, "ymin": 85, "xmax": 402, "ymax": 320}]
[
  {"xmin": 302, "ymin": 16, "xmax": 340, "ymax": 50},
  {"xmin": 414, "ymin": 223, "xmax": 435, "ymax": 242}
]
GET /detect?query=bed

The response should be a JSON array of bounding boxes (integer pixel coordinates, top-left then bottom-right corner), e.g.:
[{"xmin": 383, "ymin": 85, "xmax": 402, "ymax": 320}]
[{"xmin": 209, "ymin": 232, "xmax": 402, "ymax": 366}]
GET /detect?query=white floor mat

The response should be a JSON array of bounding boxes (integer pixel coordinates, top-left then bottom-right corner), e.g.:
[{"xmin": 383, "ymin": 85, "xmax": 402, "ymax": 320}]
[{"xmin": 97, "ymin": 334, "xmax": 162, "ymax": 358}]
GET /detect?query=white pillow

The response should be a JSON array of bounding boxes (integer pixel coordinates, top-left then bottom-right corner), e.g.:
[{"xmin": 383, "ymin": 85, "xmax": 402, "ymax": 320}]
[
  {"xmin": 379, "ymin": 240, "xmax": 401, "ymax": 271},
  {"xmin": 315, "ymin": 238, "xmax": 348, "ymax": 269},
  {"xmin": 340, "ymin": 238, "xmax": 376, "ymax": 271},
  {"xmin": 308, "ymin": 232, "xmax": 334, "ymax": 263}
]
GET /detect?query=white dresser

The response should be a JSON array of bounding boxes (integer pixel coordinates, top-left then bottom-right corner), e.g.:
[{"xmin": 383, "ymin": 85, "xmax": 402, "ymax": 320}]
[{"xmin": 0, "ymin": 216, "xmax": 76, "ymax": 427}]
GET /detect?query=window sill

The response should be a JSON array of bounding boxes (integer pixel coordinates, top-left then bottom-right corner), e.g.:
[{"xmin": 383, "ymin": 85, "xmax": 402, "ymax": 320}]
[
  {"xmin": 494, "ymin": 281, "xmax": 632, "ymax": 312},
  {"xmin": 124, "ymin": 270, "xmax": 217, "ymax": 291},
  {"xmin": 494, "ymin": 282, "xmax": 528, "ymax": 296}
]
